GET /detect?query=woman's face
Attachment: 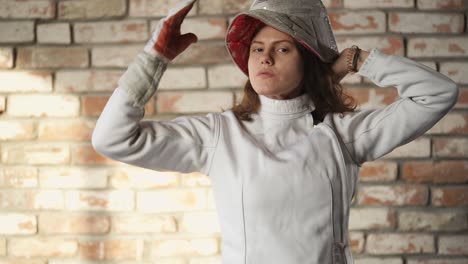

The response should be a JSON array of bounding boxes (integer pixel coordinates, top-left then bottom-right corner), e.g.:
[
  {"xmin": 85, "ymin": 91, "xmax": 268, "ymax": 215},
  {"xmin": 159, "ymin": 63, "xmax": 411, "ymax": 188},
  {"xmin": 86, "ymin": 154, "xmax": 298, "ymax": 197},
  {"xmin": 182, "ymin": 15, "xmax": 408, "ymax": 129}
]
[{"xmin": 247, "ymin": 26, "xmax": 304, "ymax": 100}]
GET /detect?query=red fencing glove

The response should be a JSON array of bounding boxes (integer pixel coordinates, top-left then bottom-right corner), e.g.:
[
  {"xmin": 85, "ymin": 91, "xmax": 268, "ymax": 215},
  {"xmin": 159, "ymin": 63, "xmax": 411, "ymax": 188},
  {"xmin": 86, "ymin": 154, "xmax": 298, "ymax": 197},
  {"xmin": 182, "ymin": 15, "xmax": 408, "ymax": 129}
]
[{"xmin": 144, "ymin": 0, "xmax": 198, "ymax": 61}]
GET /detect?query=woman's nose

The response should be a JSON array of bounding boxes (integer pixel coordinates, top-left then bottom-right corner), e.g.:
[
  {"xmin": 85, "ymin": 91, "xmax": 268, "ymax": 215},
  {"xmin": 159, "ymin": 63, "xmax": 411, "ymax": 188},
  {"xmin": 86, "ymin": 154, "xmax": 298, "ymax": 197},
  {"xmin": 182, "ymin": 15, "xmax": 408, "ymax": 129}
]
[{"xmin": 261, "ymin": 52, "xmax": 273, "ymax": 65}]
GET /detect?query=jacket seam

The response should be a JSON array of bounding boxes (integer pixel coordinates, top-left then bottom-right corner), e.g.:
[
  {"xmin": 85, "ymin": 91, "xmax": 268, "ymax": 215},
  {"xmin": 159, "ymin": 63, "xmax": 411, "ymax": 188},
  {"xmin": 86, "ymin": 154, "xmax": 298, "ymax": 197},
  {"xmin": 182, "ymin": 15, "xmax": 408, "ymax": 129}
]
[{"xmin": 205, "ymin": 113, "xmax": 221, "ymax": 176}]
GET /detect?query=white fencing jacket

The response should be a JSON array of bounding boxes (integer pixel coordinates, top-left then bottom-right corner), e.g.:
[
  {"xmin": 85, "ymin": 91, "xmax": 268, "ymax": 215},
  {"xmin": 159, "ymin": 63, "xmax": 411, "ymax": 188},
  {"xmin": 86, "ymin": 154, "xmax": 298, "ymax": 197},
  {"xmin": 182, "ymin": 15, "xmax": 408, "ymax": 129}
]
[{"xmin": 92, "ymin": 48, "xmax": 459, "ymax": 264}]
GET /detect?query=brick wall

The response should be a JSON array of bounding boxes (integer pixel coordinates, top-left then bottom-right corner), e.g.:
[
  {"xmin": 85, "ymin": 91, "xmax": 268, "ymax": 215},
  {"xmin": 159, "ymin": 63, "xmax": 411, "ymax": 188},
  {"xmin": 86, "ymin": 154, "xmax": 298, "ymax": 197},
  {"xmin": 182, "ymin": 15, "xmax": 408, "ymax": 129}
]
[{"xmin": 0, "ymin": 0, "xmax": 467, "ymax": 263}]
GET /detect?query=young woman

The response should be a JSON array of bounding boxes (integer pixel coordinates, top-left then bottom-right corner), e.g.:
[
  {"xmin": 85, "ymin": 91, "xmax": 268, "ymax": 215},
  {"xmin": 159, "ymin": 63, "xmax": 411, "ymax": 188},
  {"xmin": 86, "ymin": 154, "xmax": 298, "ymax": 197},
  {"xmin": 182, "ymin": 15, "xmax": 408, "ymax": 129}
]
[{"xmin": 92, "ymin": 0, "xmax": 459, "ymax": 263}]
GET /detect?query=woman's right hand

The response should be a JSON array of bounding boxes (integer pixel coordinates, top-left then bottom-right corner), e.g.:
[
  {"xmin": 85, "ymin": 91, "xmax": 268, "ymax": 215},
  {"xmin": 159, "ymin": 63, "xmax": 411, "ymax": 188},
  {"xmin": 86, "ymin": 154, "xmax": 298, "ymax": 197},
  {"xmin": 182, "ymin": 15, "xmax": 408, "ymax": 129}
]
[{"xmin": 144, "ymin": 0, "xmax": 198, "ymax": 60}]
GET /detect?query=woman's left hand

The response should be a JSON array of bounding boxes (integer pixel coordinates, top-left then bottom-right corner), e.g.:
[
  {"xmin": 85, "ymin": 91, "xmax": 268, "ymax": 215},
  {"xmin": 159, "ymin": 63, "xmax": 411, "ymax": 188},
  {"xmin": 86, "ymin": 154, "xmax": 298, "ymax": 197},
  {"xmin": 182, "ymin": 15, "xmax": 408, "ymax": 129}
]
[{"xmin": 331, "ymin": 48, "xmax": 353, "ymax": 83}]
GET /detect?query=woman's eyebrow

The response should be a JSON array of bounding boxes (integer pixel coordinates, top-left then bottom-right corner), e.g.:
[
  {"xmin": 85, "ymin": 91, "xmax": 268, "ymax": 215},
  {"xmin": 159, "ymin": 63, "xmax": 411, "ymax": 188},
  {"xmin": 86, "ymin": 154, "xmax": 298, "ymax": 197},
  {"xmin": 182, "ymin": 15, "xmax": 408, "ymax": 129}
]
[{"xmin": 251, "ymin": 40, "xmax": 294, "ymax": 45}]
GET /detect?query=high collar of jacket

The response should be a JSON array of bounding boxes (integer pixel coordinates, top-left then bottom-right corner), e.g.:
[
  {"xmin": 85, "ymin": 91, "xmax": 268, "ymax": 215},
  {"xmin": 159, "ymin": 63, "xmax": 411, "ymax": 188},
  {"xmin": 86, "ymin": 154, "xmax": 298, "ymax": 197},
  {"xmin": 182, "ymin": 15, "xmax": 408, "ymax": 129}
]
[{"xmin": 258, "ymin": 93, "xmax": 316, "ymax": 118}]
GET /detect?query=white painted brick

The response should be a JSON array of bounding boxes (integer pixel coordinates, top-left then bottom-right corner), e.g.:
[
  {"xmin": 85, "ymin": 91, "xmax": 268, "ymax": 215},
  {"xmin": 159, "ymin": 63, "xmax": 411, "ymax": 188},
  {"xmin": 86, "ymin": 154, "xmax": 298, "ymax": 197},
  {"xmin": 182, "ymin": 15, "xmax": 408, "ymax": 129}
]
[
  {"xmin": 58, "ymin": 0, "xmax": 126, "ymax": 19},
  {"xmin": 181, "ymin": 18, "xmax": 226, "ymax": 40},
  {"xmin": 208, "ymin": 64, "xmax": 247, "ymax": 89},
  {"xmin": 37, "ymin": 23, "xmax": 71, "ymax": 44},
  {"xmin": 1, "ymin": 143, "xmax": 70, "ymax": 165},
  {"xmin": 389, "ymin": 12, "xmax": 464, "ymax": 33},
  {"xmin": 399, "ymin": 211, "xmax": 467, "ymax": 231},
  {"xmin": 55, "ymin": 70, "xmax": 123, "ymax": 92},
  {"xmin": 0, "ymin": 238, "xmax": 5, "ymax": 256},
  {"xmin": 0, "ymin": 214, "xmax": 36, "ymax": 235},
  {"xmin": 66, "ymin": 190, "xmax": 134, "ymax": 211},
  {"xmin": 0, "ymin": 47, "xmax": 13, "ymax": 68},
  {"xmin": 337, "ymin": 36, "xmax": 405, "ymax": 56},
  {"xmin": 408, "ymin": 37, "xmax": 468, "ymax": 58},
  {"xmin": 0, "ymin": 22, "xmax": 34, "ymax": 43},
  {"xmin": 349, "ymin": 208, "xmax": 394, "ymax": 230},
  {"xmin": 7, "ymin": 94, "xmax": 80, "ymax": 117},
  {"xmin": 439, "ymin": 235, "xmax": 468, "ymax": 255},
  {"xmin": 366, "ymin": 234, "xmax": 435, "ymax": 254},
  {"xmin": 74, "ymin": 20, "xmax": 148, "ymax": 43},
  {"xmin": 129, "ymin": 0, "xmax": 197, "ymax": 17},
  {"xmin": 0, "ymin": 166, "xmax": 37, "ymax": 188},
  {"xmin": 0, "ymin": 96, "xmax": 5, "ymax": 113},
  {"xmin": 0, "ymin": 71, "xmax": 52, "ymax": 92},
  {"xmin": 159, "ymin": 67, "xmax": 206, "ymax": 90},
  {"xmin": 344, "ymin": 0, "xmax": 413, "ymax": 8},
  {"xmin": 427, "ymin": 113, "xmax": 467, "ymax": 134},
  {"xmin": 0, "ymin": 0, "xmax": 55, "ymax": 19},
  {"xmin": 417, "ymin": 0, "xmax": 465, "ymax": 10},
  {"xmin": 137, "ymin": 189, "xmax": 207, "ymax": 213},
  {"xmin": 0, "ymin": 121, "xmax": 35, "ymax": 141},
  {"xmin": 440, "ymin": 62, "xmax": 468, "ymax": 84},
  {"xmin": 330, "ymin": 11, "xmax": 386, "ymax": 34},
  {"xmin": 112, "ymin": 214, "xmax": 177, "ymax": 234},
  {"xmin": 110, "ymin": 167, "xmax": 179, "ymax": 189},
  {"xmin": 8, "ymin": 238, "xmax": 77, "ymax": 258},
  {"xmin": 92, "ymin": 45, "xmax": 141, "ymax": 67},
  {"xmin": 199, "ymin": 0, "xmax": 223, "ymax": 14},
  {"xmin": 355, "ymin": 258, "xmax": 403, "ymax": 264},
  {"xmin": 39, "ymin": 167, "xmax": 108, "ymax": 188},
  {"xmin": 0, "ymin": 190, "xmax": 64, "ymax": 210}
]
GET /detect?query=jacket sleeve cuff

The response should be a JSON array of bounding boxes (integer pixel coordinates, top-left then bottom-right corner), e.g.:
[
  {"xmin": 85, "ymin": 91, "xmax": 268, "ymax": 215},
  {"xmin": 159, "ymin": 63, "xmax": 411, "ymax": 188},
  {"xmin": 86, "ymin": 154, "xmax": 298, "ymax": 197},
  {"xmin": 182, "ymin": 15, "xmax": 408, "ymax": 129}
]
[
  {"xmin": 356, "ymin": 48, "xmax": 390, "ymax": 82},
  {"xmin": 117, "ymin": 51, "xmax": 168, "ymax": 108}
]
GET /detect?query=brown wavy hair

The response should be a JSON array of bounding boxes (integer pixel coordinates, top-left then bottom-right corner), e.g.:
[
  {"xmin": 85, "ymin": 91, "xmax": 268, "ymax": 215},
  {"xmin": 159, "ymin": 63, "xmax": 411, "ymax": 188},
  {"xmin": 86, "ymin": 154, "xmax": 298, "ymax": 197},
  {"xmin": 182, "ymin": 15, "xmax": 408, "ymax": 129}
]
[{"xmin": 231, "ymin": 42, "xmax": 357, "ymax": 125}]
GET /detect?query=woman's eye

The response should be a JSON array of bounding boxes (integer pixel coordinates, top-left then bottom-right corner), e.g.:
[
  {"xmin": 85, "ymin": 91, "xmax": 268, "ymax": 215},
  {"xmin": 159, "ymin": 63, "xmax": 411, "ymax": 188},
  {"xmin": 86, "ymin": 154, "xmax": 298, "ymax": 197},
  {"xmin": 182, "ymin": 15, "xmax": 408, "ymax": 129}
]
[
  {"xmin": 252, "ymin": 47, "xmax": 263, "ymax": 53},
  {"xmin": 278, "ymin": 48, "xmax": 289, "ymax": 53}
]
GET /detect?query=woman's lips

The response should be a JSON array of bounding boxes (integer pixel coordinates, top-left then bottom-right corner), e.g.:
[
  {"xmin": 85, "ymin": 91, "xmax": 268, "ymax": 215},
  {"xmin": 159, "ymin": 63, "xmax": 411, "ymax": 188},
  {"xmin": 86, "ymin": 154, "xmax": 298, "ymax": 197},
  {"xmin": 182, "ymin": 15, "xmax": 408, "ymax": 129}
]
[{"xmin": 257, "ymin": 71, "xmax": 274, "ymax": 78}]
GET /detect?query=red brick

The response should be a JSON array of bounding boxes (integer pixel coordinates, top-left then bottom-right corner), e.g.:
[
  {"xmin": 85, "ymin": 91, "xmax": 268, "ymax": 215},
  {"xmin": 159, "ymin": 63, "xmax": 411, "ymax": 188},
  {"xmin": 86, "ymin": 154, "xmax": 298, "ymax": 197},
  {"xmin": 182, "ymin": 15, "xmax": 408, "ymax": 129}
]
[
  {"xmin": 454, "ymin": 88, "xmax": 467, "ymax": 108},
  {"xmin": 82, "ymin": 95, "xmax": 155, "ymax": 116},
  {"xmin": 329, "ymin": 11, "xmax": 386, "ymax": 34},
  {"xmin": 359, "ymin": 161, "xmax": 398, "ymax": 182},
  {"xmin": 357, "ymin": 185, "xmax": 428, "ymax": 206},
  {"xmin": 402, "ymin": 161, "xmax": 468, "ymax": 183},
  {"xmin": 432, "ymin": 186, "xmax": 468, "ymax": 207},
  {"xmin": 79, "ymin": 239, "xmax": 143, "ymax": 260},
  {"xmin": 17, "ymin": 47, "xmax": 89, "ymax": 69},
  {"xmin": 440, "ymin": 62, "xmax": 468, "ymax": 85}
]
